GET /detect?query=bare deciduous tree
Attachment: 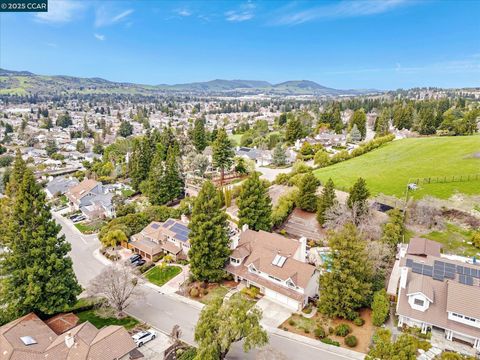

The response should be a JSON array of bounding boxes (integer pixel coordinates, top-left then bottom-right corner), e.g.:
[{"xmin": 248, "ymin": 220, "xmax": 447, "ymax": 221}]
[
  {"xmin": 406, "ymin": 197, "xmax": 444, "ymax": 230},
  {"xmin": 88, "ymin": 264, "xmax": 143, "ymax": 317}
]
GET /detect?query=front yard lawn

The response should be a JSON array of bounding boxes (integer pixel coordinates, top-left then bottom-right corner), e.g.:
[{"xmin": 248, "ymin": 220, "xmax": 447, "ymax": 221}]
[
  {"xmin": 281, "ymin": 308, "xmax": 375, "ymax": 354},
  {"xmin": 199, "ymin": 285, "xmax": 229, "ymax": 305},
  {"xmin": 76, "ymin": 309, "xmax": 139, "ymax": 330},
  {"xmin": 74, "ymin": 220, "xmax": 106, "ymax": 234},
  {"xmin": 121, "ymin": 188, "xmax": 136, "ymax": 197},
  {"xmin": 146, "ymin": 265, "xmax": 182, "ymax": 287}
]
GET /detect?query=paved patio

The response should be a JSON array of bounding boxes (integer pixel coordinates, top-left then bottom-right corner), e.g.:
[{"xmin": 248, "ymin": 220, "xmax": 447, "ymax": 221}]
[{"xmin": 430, "ymin": 329, "xmax": 477, "ymax": 357}]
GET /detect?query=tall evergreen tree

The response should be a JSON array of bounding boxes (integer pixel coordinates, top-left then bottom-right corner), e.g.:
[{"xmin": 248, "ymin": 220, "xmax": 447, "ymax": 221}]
[
  {"xmin": 318, "ymin": 223, "xmax": 372, "ymax": 320},
  {"xmin": 212, "ymin": 128, "xmax": 234, "ymax": 185},
  {"xmin": 0, "ymin": 169, "xmax": 81, "ymax": 320},
  {"xmin": 296, "ymin": 172, "xmax": 319, "ymax": 212},
  {"xmin": 272, "ymin": 143, "xmax": 287, "ymax": 166},
  {"xmin": 350, "ymin": 109, "xmax": 367, "ymax": 139},
  {"xmin": 140, "ymin": 146, "xmax": 167, "ymax": 205},
  {"xmin": 128, "ymin": 135, "xmax": 154, "ymax": 191},
  {"xmin": 192, "ymin": 118, "xmax": 208, "ymax": 152},
  {"xmin": 285, "ymin": 117, "xmax": 303, "ymax": 143},
  {"xmin": 188, "ymin": 181, "xmax": 230, "ymax": 282},
  {"xmin": 347, "ymin": 177, "xmax": 370, "ymax": 220},
  {"xmin": 237, "ymin": 172, "xmax": 272, "ymax": 231},
  {"xmin": 163, "ymin": 145, "xmax": 184, "ymax": 202},
  {"xmin": 317, "ymin": 178, "xmax": 337, "ymax": 225}
]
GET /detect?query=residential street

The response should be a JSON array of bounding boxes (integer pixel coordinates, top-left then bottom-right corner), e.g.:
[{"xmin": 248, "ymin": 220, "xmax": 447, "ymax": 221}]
[{"xmin": 55, "ymin": 212, "xmax": 363, "ymax": 360}]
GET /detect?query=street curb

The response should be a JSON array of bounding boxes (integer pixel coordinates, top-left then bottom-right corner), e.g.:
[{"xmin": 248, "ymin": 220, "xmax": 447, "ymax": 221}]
[
  {"xmin": 142, "ymin": 282, "xmax": 205, "ymax": 311},
  {"xmin": 265, "ymin": 325, "xmax": 366, "ymax": 360}
]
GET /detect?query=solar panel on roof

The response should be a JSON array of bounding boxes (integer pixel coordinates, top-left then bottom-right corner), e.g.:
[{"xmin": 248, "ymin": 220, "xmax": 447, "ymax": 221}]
[
  {"xmin": 163, "ymin": 219, "xmax": 175, "ymax": 228},
  {"xmin": 472, "ymin": 269, "xmax": 479, "ymax": 278},
  {"xmin": 445, "ymin": 263, "xmax": 456, "ymax": 270},
  {"xmin": 413, "ymin": 267, "xmax": 422, "ymax": 274},
  {"xmin": 444, "ymin": 271, "xmax": 456, "ymax": 279},
  {"xmin": 457, "ymin": 266, "xmax": 464, "ymax": 274},
  {"xmin": 175, "ymin": 234, "xmax": 189, "ymax": 242},
  {"xmin": 406, "ymin": 259, "xmax": 414, "ymax": 268},
  {"xmin": 434, "ymin": 260, "xmax": 445, "ymax": 268},
  {"xmin": 151, "ymin": 223, "xmax": 160, "ymax": 229},
  {"xmin": 424, "ymin": 265, "xmax": 433, "ymax": 271},
  {"xmin": 463, "ymin": 267, "xmax": 470, "ymax": 276},
  {"xmin": 422, "ymin": 268, "xmax": 433, "ymax": 277},
  {"xmin": 412, "ymin": 263, "xmax": 423, "ymax": 270},
  {"xmin": 433, "ymin": 274, "xmax": 444, "ymax": 281},
  {"xmin": 466, "ymin": 276, "xmax": 474, "ymax": 286},
  {"xmin": 459, "ymin": 275, "xmax": 466, "ymax": 284}
]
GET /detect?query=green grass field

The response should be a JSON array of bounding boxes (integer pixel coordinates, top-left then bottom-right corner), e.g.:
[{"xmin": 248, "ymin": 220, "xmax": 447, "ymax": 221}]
[
  {"xmin": 145, "ymin": 265, "xmax": 182, "ymax": 287},
  {"xmin": 314, "ymin": 135, "xmax": 480, "ymax": 199},
  {"xmin": 76, "ymin": 309, "xmax": 139, "ymax": 330}
]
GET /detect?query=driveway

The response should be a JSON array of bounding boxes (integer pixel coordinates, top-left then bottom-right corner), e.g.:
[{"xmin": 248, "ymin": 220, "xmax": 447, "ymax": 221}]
[
  {"xmin": 256, "ymin": 297, "xmax": 293, "ymax": 328},
  {"xmin": 256, "ymin": 164, "xmax": 292, "ymax": 182}
]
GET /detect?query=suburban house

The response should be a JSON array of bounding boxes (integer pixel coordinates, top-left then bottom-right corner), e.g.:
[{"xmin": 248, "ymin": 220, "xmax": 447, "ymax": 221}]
[
  {"xmin": 65, "ymin": 178, "xmax": 114, "ymax": 219},
  {"xmin": 225, "ymin": 228, "xmax": 319, "ymax": 311},
  {"xmin": 0, "ymin": 312, "xmax": 141, "ymax": 360},
  {"xmin": 128, "ymin": 218, "xmax": 190, "ymax": 261},
  {"xmin": 396, "ymin": 237, "xmax": 480, "ymax": 350},
  {"xmin": 235, "ymin": 146, "xmax": 272, "ymax": 166},
  {"xmin": 45, "ymin": 176, "xmax": 79, "ymax": 199}
]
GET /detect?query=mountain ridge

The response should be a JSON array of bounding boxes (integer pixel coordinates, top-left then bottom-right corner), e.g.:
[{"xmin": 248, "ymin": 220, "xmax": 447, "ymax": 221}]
[{"xmin": 0, "ymin": 68, "xmax": 378, "ymax": 96}]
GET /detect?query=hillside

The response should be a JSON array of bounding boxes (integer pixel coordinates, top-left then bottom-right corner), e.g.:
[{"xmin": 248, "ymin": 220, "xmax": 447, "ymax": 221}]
[
  {"xmin": 0, "ymin": 68, "xmax": 377, "ymax": 97},
  {"xmin": 314, "ymin": 136, "xmax": 480, "ymax": 199}
]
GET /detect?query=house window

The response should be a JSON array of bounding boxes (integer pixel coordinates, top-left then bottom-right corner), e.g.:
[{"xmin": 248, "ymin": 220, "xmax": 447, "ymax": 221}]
[{"xmin": 414, "ymin": 299, "xmax": 424, "ymax": 307}]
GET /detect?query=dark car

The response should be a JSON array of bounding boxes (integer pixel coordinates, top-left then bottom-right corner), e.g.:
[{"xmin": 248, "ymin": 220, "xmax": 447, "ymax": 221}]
[
  {"xmin": 129, "ymin": 254, "xmax": 141, "ymax": 263},
  {"xmin": 133, "ymin": 259, "xmax": 146, "ymax": 267}
]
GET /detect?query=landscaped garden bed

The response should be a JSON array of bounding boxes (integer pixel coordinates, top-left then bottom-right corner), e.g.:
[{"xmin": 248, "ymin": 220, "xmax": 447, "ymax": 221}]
[
  {"xmin": 280, "ymin": 308, "xmax": 375, "ymax": 353},
  {"xmin": 186, "ymin": 280, "xmax": 238, "ymax": 305},
  {"xmin": 145, "ymin": 265, "xmax": 182, "ymax": 287}
]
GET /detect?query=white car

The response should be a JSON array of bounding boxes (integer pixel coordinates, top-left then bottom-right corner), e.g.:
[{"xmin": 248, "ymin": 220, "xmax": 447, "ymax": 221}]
[{"xmin": 132, "ymin": 329, "xmax": 156, "ymax": 347}]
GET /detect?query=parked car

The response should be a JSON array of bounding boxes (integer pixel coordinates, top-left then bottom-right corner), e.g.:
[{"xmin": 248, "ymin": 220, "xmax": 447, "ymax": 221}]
[
  {"xmin": 54, "ymin": 204, "xmax": 68, "ymax": 211},
  {"xmin": 69, "ymin": 214, "xmax": 80, "ymax": 220},
  {"xmin": 129, "ymin": 254, "xmax": 141, "ymax": 263},
  {"xmin": 132, "ymin": 329, "xmax": 156, "ymax": 347},
  {"xmin": 72, "ymin": 215, "xmax": 86, "ymax": 223},
  {"xmin": 132, "ymin": 259, "xmax": 146, "ymax": 267}
]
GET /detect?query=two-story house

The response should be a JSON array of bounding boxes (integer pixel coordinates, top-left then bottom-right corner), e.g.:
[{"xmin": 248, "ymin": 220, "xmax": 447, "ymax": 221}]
[
  {"xmin": 128, "ymin": 218, "xmax": 190, "ymax": 261},
  {"xmin": 225, "ymin": 227, "xmax": 319, "ymax": 311},
  {"xmin": 65, "ymin": 178, "xmax": 114, "ymax": 219},
  {"xmin": 396, "ymin": 237, "xmax": 480, "ymax": 350}
]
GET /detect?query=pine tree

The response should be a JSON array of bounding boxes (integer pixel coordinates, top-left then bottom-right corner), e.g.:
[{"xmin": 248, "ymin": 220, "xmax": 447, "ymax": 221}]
[
  {"xmin": 318, "ymin": 223, "xmax": 372, "ymax": 320},
  {"xmin": 349, "ymin": 124, "xmax": 362, "ymax": 142},
  {"xmin": 162, "ymin": 145, "xmax": 184, "ymax": 202},
  {"xmin": 192, "ymin": 118, "xmax": 208, "ymax": 152},
  {"xmin": 347, "ymin": 177, "xmax": 370, "ymax": 220},
  {"xmin": 272, "ymin": 143, "xmax": 287, "ymax": 166},
  {"xmin": 129, "ymin": 135, "xmax": 154, "ymax": 191},
  {"xmin": 141, "ymin": 146, "xmax": 167, "ymax": 205},
  {"xmin": 212, "ymin": 128, "xmax": 234, "ymax": 186},
  {"xmin": 381, "ymin": 209, "xmax": 405, "ymax": 246},
  {"xmin": 317, "ymin": 178, "xmax": 337, "ymax": 225},
  {"xmin": 188, "ymin": 181, "xmax": 230, "ymax": 282},
  {"xmin": 285, "ymin": 117, "xmax": 303, "ymax": 143},
  {"xmin": 237, "ymin": 172, "xmax": 272, "ymax": 231},
  {"xmin": 0, "ymin": 169, "xmax": 81, "ymax": 320},
  {"xmin": 350, "ymin": 109, "xmax": 367, "ymax": 139},
  {"xmin": 296, "ymin": 172, "xmax": 319, "ymax": 212},
  {"xmin": 6, "ymin": 149, "xmax": 27, "ymax": 197}
]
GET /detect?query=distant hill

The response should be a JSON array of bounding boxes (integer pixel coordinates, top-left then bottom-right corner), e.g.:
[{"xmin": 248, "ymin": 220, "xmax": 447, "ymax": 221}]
[{"xmin": 0, "ymin": 68, "xmax": 379, "ymax": 97}]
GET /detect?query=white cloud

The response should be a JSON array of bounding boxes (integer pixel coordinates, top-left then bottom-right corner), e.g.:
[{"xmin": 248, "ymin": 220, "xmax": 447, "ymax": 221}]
[
  {"xmin": 95, "ymin": 7, "xmax": 134, "ymax": 27},
  {"xmin": 46, "ymin": 42, "xmax": 58, "ymax": 48},
  {"xmin": 175, "ymin": 8, "xmax": 192, "ymax": 17},
  {"xmin": 94, "ymin": 33, "xmax": 105, "ymax": 41},
  {"xmin": 225, "ymin": 1, "xmax": 256, "ymax": 22},
  {"xmin": 272, "ymin": 0, "xmax": 409, "ymax": 26},
  {"xmin": 35, "ymin": 0, "xmax": 85, "ymax": 24}
]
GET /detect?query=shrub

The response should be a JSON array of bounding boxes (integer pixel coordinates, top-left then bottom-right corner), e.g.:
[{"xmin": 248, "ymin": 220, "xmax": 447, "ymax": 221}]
[
  {"xmin": 274, "ymin": 173, "xmax": 290, "ymax": 185},
  {"xmin": 288, "ymin": 319, "xmax": 296, "ymax": 326},
  {"xmin": 314, "ymin": 327, "xmax": 326, "ymax": 339},
  {"xmin": 271, "ymin": 189, "xmax": 298, "ymax": 227},
  {"xmin": 152, "ymin": 253, "xmax": 165, "ymax": 262},
  {"xmin": 345, "ymin": 335, "xmax": 358, "ymax": 347},
  {"xmin": 320, "ymin": 338, "xmax": 340, "ymax": 347},
  {"xmin": 353, "ymin": 317, "xmax": 365, "ymax": 326},
  {"xmin": 202, "ymin": 289, "xmax": 209, "ymax": 295},
  {"xmin": 372, "ymin": 289, "xmax": 390, "ymax": 326},
  {"xmin": 177, "ymin": 347, "xmax": 197, "ymax": 360},
  {"xmin": 138, "ymin": 262, "xmax": 154, "ymax": 274},
  {"xmin": 328, "ymin": 326, "xmax": 334, "ymax": 335},
  {"xmin": 189, "ymin": 287, "xmax": 199, "ymax": 297},
  {"xmin": 303, "ymin": 328, "xmax": 310, "ymax": 334},
  {"xmin": 472, "ymin": 231, "xmax": 480, "ymax": 249},
  {"xmin": 241, "ymin": 286, "xmax": 260, "ymax": 299},
  {"xmin": 334, "ymin": 324, "xmax": 352, "ymax": 337}
]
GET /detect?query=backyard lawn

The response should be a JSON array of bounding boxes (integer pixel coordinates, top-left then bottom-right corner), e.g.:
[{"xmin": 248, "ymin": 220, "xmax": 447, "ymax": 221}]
[
  {"xmin": 314, "ymin": 135, "xmax": 480, "ymax": 199},
  {"xmin": 422, "ymin": 223, "xmax": 479, "ymax": 257},
  {"xmin": 145, "ymin": 265, "xmax": 182, "ymax": 287},
  {"xmin": 76, "ymin": 309, "xmax": 139, "ymax": 330}
]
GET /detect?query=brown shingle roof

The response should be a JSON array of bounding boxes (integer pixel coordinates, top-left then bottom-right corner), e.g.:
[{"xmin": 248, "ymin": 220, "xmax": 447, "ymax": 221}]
[
  {"xmin": 66, "ymin": 179, "xmax": 99, "ymax": 203},
  {"xmin": 45, "ymin": 313, "xmax": 79, "ymax": 335},
  {"xmin": 407, "ymin": 237, "xmax": 442, "ymax": 257},
  {"xmin": 447, "ymin": 281, "xmax": 480, "ymax": 320}
]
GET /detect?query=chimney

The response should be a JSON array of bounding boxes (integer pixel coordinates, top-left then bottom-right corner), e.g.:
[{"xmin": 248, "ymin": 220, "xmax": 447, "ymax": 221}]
[
  {"xmin": 64, "ymin": 332, "xmax": 74, "ymax": 348},
  {"xmin": 298, "ymin": 236, "xmax": 307, "ymax": 262},
  {"xmin": 241, "ymin": 224, "xmax": 249, "ymax": 232},
  {"xmin": 400, "ymin": 267, "xmax": 408, "ymax": 290}
]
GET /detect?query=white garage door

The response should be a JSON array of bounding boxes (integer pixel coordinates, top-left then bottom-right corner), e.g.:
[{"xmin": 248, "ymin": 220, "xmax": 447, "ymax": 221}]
[{"xmin": 265, "ymin": 288, "xmax": 300, "ymax": 311}]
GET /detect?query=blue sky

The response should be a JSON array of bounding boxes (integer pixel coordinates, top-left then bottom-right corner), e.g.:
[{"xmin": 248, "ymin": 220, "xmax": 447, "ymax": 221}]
[{"xmin": 1, "ymin": 0, "xmax": 479, "ymax": 89}]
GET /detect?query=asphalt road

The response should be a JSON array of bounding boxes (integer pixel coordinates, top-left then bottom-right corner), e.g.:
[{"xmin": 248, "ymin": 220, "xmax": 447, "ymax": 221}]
[{"xmin": 54, "ymin": 211, "xmax": 362, "ymax": 360}]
